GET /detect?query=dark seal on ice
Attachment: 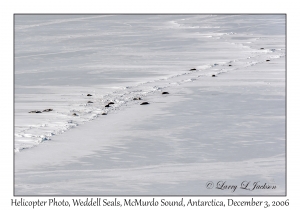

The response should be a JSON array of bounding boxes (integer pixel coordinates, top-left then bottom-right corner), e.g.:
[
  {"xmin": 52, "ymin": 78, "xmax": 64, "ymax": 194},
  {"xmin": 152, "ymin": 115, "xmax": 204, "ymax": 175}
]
[
  {"xmin": 108, "ymin": 102, "xmax": 115, "ymax": 105},
  {"xmin": 105, "ymin": 104, "xmax": 110, "ymax": 108},
  {"xmin": 229, "ymin": 65, "xmax": 232, "ymax": 66},
  {"xmin": 102, "ymin": 113, "xmax": 107, "ymax": 115},
  {"xmin": 133, "ymin": 97, "xmax": 142, "ymax": 100},
  {"xmin": 190, "ymin": 68, "xmax": 197, "ymax": 71},
  {"xmin": 29, "ymin": 110, "xmax": 42, "ymax": 113},
  {"xmin": 140, "ymin": 102, "xmax": 149, "ymax": 105},
  {"xmin": 87, "ymin": 101, "xmax": 93, "ymax": 103},
  {"xmin": 260, "ymin": 48, "xmax": 264, "ymax": 49},
  {"xmin": 212, "ymin": 74, "xmax": 216, "ymax": 77},
  {"xmin": 162, "ymin": 92, "xmax": 169, "ymax": 94},
  {"xmin": 266, "ymin": 60, "xmax": 270, "ymax": 62},
  {"xmin": 72, "ymin": 113, "xmax": 78, "ymax": 116},
  {"xmin": 43, "ymin": 109, "xmax": 53, "ymax": 112},
  {"xmin": 87, "ymin": 94, "xmax": 92, "ymax": 96}
]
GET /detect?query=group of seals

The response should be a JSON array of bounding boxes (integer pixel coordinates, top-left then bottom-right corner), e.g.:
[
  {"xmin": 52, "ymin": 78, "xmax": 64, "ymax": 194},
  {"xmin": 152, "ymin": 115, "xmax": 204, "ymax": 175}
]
[
  {"xmin": 86, "ymin": 93, "xmax": 113, "ymax": 115},
  {"xmin": 260, "ymin": 48, "xmax": 271, "ymax": 61},
  {"xmin": 188, "ymin": 65, "xmax": 230, "ymax": 78},
  {"xmin": 29, "ymin": 109, "xmax": 53, "ymax": 113},
  {"xmin": 101, "ymin": 52, "xmax": 275, "ymax": 112},
  {"xmin": 102, "ymin": 102, "xmax": 115, "ymax": 115},
  {"xmin": 189, "ymin": 67, "xmax": 216, "ymax": 77},
  {"xmin": 30, "ymin": 89, "xmax": 169, "ymax": 116},
  {"xmin": 139, "ymin": 91, "xmax": 170, "ymax": 105}
]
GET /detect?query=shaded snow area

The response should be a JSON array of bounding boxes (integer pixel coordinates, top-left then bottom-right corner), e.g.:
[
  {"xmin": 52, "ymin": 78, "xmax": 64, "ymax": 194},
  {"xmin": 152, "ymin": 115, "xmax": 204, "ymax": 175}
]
[{"xmin": 15, "ymin": 15, "xmax": 285, "ymax": 195}]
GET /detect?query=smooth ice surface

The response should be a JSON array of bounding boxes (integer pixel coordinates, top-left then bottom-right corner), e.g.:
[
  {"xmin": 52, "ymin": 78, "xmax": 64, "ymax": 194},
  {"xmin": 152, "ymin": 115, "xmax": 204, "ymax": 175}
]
[{"xmin": 15, "ymin": 15, "xmax": 285, "ymax": 195}]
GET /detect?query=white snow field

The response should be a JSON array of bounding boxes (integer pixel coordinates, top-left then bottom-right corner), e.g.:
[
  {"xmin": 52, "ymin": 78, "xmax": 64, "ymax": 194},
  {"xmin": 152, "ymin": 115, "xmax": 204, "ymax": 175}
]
[{"xmin": 14, "ymin": 15, "xmax": 285, "ymax": 195}]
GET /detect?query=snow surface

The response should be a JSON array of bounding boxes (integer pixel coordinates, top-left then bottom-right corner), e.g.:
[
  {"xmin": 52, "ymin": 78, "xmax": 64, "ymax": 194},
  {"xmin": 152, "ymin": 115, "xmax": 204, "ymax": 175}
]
[{"xmin": 15, "ymin": 14, "xmax": 285, "ymax": 195}]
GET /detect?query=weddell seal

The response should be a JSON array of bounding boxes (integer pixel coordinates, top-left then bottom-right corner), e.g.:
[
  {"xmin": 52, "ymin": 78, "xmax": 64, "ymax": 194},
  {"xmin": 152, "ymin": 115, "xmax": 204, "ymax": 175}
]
[
  {"xmin": 29, "ymin": 110, "xmax": 42, "ymax": 113},
  {"xmin": 140, "ymin": 102, "xmax": 149, "ymax": 105},
  {"xmin": 108, "ymin": 102, "xmax": 115, "ymax": 105},
  {"xmin": 162, "ymin": 92, "xmax": 169, "ymax": 94},
  {"xmin": 133, "ymin": 97, "xmax": 142, "ymax": 100},
  {"xmin": 87, "ymin": 101, "xmax": 93, "ymax": 103},
  {"xmin": 266, "ymin": 60, "xmax": 270, "ymax": 62},
  {"xmin": 190, "ymin": 68, "xmax": 196, "ymax": 71},
  {"xmin": 212, "ymin": 74, "xmax": 216, "ymax": 77},
  {"xmin": 43, "ymin": 109, "xmax": 53, "ymax": 112},
  {"xmin": 72, "ymin": 113, "xmax": 78, "ymax": 116},
  {"xmin": 87, "ymin": 94, "xmax": 92, "ymax": 96},
  {"xmin": 105, "ymin": 104, "xmax": 110, "ymax": 107},
  {"xmin": 102, "ymin": 113, "xmax": 107, "ymax": 115}
]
